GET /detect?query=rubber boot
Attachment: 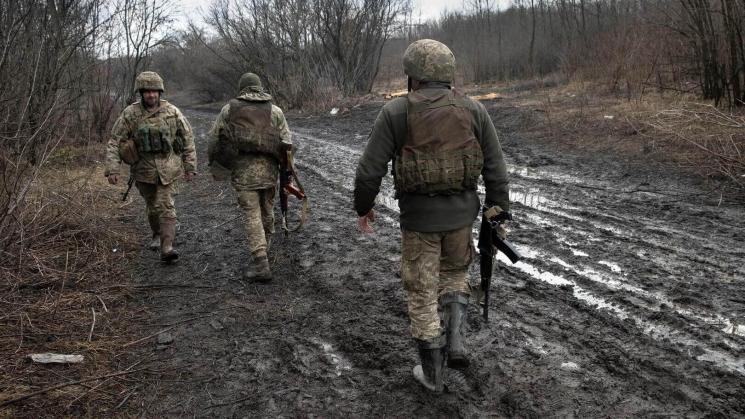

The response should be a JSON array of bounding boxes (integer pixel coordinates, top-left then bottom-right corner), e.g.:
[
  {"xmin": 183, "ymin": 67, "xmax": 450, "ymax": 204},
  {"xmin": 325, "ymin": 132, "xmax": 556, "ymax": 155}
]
[
  {"xmin": 159, "ymin": 218, "xmax": 179, "ymax": 262},
  {"xmin": 441, "ymin": 292, "xmax": 470, "ymax": 368},
  {"xmin": 147, "ymin": 214, "xmax": 160, "ymax": 251},
  {"xmin": 244, "ymin": 250, "xmax": 272, "ymax": 283},
  {"xmin": 412, "ymin": 335, "xmax": 446, "ymax": 393}
]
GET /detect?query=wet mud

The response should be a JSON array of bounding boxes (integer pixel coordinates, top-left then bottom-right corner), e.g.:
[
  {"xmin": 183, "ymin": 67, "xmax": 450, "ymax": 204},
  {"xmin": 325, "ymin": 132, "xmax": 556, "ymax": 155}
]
[{"xmin": 125, "ymin": 101, "xmax": 745, "ymax": 417}]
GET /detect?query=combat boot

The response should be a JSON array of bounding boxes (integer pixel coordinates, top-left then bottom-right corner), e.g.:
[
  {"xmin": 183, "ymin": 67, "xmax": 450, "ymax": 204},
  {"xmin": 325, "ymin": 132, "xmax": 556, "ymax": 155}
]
[
  {"xmin": 412, "ymin": 334, "xmax": 446, "ymax": 393},
  {"xmin": 244, "ymin": 250, "xmax": 272, "ymax": 283},
  {"xmin": 441, "ymin": 292, "xmax": 470, "ymax": 368},
  {"xmin": 147, "ymin": 214, "xmax": 160, "ymax": 251},
  {"xmin": 159, "ymin": 218, "xmax": 179, "ymax": 262}
]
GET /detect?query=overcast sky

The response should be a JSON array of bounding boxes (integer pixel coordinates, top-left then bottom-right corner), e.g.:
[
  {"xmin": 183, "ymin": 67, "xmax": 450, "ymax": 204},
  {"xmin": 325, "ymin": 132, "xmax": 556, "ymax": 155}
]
[{"xmin": 175, "ymin": 0, "xmax": 476, "ymax": 29}]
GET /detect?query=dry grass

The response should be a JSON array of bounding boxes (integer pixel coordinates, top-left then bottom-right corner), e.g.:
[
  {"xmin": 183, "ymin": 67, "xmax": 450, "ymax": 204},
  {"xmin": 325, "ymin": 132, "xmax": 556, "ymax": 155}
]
[
  {"xmin": 0, "ymin": 146, "xmax": 146, "ymax": 416},
  {"xmin": 497, "ymin": 79, "xmax": 745, "ymax": 193}
]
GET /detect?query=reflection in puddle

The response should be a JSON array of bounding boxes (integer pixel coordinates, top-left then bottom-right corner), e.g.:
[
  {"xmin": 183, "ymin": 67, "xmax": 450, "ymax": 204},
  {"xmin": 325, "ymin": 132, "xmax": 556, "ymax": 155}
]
[
  {"xmin": 311, "ymin": 338, "xmax": 352, "ymax": 377},
  {"xmin": 507, "ymin": 164, "xmax": 587, "ymax": 185},
  {"xmin": 294, "ymin": 132, "xmax": 745, "ymax": 375},
  {"xmin": 598, "ymin": 261, "xmax": 622, "ymax": 273},
  {"xmin": 571, "ymin": 249, "xmax": 589, "ymax": 257},
  {"xmin": 510, "ymin": 189, "xmax": 550, "ymax": 210}
]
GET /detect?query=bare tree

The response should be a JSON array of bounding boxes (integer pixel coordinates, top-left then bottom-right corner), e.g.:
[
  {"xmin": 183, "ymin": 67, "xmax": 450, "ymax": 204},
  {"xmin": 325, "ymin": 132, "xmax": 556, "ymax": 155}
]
[{"xmin": 111, "ymin": 0, "xmax": 176, "ymax": 106}]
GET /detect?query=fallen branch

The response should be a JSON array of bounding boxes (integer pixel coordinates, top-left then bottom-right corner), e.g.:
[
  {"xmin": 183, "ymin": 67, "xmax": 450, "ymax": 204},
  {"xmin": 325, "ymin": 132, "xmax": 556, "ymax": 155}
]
[
  {"xmin": 87, "ymin": 307, "xmax": 96, "ymax": 342},
  {"xmin": 121, "ymin": 326, "xmax": 175, "ymax": 348}
]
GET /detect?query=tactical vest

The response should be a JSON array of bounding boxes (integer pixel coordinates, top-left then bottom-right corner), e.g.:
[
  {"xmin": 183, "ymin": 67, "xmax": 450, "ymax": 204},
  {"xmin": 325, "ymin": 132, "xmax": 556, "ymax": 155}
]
[
  {"xmin": 222, "ymin": 99, "xmax": 281, "ymax": 159},
  {"xmin": 134, "ymin": 111, "xmax": 183, "ymax": 155},
  {"xmin": 394, "ymin": 89, "xmax": 483, "ymax": 197}
]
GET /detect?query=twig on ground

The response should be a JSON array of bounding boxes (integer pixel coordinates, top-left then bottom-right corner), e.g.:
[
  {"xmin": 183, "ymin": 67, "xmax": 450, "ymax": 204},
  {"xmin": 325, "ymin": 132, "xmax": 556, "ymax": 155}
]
[
  {"xmin": 121, "ymin": 326, "xmax": 175, "ymax": 348},
  {"xmin": 96, "ymin": 295, "xmax": 108, "ymax": 312},
  {"xmin": 0, "ymin": 368, "xmax": 148, "ymax": 407},
  {"xmin": 88, "ymin": 307, "xmax": 96, "ymax": 342}
]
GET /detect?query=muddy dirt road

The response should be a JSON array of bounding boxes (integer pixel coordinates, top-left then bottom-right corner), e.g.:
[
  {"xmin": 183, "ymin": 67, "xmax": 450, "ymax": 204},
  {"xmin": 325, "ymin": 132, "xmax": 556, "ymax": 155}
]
[{"xmin": 123, "ymin": 101, "xmax": 745, "ymax": 417}]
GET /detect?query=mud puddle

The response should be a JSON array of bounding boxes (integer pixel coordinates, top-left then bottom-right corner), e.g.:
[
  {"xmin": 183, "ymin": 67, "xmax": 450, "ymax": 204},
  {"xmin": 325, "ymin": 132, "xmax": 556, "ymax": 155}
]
[{"xmin": 120, "ymin": 107, "xmax": 745, "ymax": 417}]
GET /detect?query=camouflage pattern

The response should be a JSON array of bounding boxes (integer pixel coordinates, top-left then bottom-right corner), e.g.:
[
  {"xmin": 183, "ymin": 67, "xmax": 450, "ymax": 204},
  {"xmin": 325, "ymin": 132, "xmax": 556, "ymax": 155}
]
[
  {"xmin": 135, "ymin": 181, "xmax": 177, "ymax": 219},
  {"xmin": 403, "ymin": 39, "xmax": 456, "ymax": 83},
  {"xmin": 208, "ymin": 90, "xmax": 291, "ymax": 256},
  {"xmin": 135, "ymin": 71, "xmax": 165, "ymax": 92},
  {"xmin": 236, "ymin": 188, "xmax": 276, "ymax": 255},
  {"xmin": 105, "ymin": 100, "xmax": 197, "ymax": 185},
  {"xmin": 208, "ymin": 95, "xmax": 291, "ymax": 189},
  {"xmin": 401, "ymin": 225, "xmax": 473, "ymax": 340}
]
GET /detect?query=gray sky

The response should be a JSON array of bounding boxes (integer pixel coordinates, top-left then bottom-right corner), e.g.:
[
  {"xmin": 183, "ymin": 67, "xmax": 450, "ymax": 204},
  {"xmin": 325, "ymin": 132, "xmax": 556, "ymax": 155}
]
[{"xmin": 175, "ymin": 0, "xmax": 474, "ymax": 29}]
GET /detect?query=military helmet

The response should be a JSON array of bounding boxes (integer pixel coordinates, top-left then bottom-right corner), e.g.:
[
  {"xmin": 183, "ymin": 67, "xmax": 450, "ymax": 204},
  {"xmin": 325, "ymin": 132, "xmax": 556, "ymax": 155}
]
[
  {"xmin": 402, "ymin": 39, "xmax": 456, "ymax": 83},
  {"xmin": 239, "ymin": 72, "xmax": 263, "ymax": 92},
  {"xmin": 134, "ymin": 71, "xmax": 164, "ymax": 93}
]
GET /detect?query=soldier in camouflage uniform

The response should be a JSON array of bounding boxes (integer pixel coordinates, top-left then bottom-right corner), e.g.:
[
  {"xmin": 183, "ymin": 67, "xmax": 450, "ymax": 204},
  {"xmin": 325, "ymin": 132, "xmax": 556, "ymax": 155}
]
[
  {"xmin": 353, "ymin": 40, "xmax": 510, "ymax": 392},
  {"xmin": 208, "ymin": 72, "xmax": 292, "ymax": 282},
  {"xmin": 105, "ymin": 71, "xmax": 197, "ymax": 262}
]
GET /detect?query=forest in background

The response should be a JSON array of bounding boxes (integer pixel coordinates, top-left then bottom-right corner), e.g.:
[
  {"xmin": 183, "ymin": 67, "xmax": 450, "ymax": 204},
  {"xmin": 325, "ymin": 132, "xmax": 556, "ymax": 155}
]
[{"xmin": 3, "ymin": 0, "xmax": 745, "ymax": 280}]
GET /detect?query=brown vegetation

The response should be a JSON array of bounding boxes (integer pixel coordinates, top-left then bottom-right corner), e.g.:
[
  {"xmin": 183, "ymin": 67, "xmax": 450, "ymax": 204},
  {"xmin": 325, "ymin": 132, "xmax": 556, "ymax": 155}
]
[{"xmin": 1, "ymin": 0, "xmax": 745, "ymax": 413}]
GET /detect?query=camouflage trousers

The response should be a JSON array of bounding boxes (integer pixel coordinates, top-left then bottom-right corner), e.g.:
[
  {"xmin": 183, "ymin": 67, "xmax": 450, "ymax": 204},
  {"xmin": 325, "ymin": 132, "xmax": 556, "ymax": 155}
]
[
  {"xmin": 401, "ymin": 225, "xmax": 474, "ymax": 340},
  {"xmin": 235, "ymin": 187, "xmax": 276, "ymax": 256},
  {"xmin": 135, "ymin": 181, "xmax": 177, "ymax": 230}
]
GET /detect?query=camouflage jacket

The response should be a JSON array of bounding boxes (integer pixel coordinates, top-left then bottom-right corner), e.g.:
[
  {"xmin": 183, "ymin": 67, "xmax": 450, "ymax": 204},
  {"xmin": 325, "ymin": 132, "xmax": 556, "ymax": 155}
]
[
  {"xmin": 105, "ymin": 100, "xmax": 197, "ymax": 185},
  {"xmin": 208, "ymin": 92, "xmax": 292, "ymax": 190}
]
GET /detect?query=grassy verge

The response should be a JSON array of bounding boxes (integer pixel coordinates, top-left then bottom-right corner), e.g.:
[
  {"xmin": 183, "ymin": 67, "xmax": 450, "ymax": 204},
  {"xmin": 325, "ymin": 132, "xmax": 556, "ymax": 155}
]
[
  {"xmin": 0, "ymin": 146, "xmax": 146, "ymax": 416},
  {"xmin": 477, "ymin": 79, "xmax": 745, "ymax": 195}
]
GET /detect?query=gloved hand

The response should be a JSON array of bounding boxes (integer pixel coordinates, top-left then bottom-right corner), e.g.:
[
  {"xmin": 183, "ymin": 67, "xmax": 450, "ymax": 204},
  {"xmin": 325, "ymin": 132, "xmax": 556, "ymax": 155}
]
[{"xmin": 484, "ymin": 205, "xmax": 508, "ymax": 240}]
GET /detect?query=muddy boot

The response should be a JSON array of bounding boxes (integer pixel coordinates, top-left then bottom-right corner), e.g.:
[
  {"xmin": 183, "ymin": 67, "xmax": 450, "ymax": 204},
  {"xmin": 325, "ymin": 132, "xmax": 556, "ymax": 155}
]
[
  {"xmin": 442, "ymin": 292, "xmax": 470, "ymax": 369},
  {"xmin": 148, "ymin": 234, "xmax": 160, "ymax": 251},
  {"xmin": 159, "ymin": 218, "xmax": 179, "ymax": 263},
  {"xmin": 412, "ymin": 335, "xmax": 446, "ymax": 393},
  {"xmin": 147, "ymin": 214, "xmax": 160, "ymax": 251},
  {"xmin": 244, "ymin": 251, "xmax": 272, "ymax": 283}
]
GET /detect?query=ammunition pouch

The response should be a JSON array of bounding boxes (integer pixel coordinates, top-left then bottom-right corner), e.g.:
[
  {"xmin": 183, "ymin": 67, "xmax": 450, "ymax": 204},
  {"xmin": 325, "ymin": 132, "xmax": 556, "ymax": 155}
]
[
  {"xmin": 135, "ymin": 115, "xmax": 183, "ymax": 155},
  {"xmin": 118, "ymin": 138, "xmax": 140, "ymax": 165},
  {"xmin": 209, "ymin": 133, "xmax": 240, "ymax": 171},
  {"xmin": 394, "ymin": 146, "xmax": 483, "ymax": 196}
]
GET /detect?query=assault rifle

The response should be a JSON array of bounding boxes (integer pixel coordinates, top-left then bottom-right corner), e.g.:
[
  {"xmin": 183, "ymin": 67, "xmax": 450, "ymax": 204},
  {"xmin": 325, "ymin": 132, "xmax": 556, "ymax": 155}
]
[
  {"xmin": 477, "ymin": 207, "xmax": 522, "ymax": 321},
  {"xmin": 278, "ymin": 146, "xmax": 308, "ymax": 234},
  {"xmin": 122, "ymin": 175, "xmax": 135, "ymax": 202}
]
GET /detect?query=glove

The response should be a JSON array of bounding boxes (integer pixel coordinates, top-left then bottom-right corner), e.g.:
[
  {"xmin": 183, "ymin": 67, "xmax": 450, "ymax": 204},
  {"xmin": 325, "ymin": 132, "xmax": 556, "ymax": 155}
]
[{"xmin": 484, "ymin": 205, "xmax": 508, "ymax": 240}]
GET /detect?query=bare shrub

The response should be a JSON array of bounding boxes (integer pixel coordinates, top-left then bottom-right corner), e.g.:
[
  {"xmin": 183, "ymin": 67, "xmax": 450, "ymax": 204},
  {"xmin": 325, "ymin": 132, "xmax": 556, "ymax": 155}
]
[{"xmin": 649, "ymin": 104, "xmax": 745, "ymax": 188}]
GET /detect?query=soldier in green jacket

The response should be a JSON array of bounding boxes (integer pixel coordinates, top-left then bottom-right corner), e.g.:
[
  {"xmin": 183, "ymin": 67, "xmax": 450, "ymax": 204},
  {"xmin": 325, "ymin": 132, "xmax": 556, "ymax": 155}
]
[
  {"xmin": 207, "ymin": 73, "xmax": 292, "ymax": 282},
  {"xmin": 353, "ymin": 40, "xmax": 510, "ymax": 392},
  {"xmin": 105, "ymin": 71, "xmax": 197, "ymax": 263}
]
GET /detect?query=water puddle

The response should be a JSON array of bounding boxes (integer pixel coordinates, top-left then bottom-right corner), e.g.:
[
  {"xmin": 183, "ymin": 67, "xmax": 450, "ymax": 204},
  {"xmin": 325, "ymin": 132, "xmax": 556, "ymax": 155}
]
[
  {"xmin": 598, "ymin": 261, "xmax": 622, "ymax": 273},
  {"xmin": 503, "ymin": 249, "xmax": 745, "ymax": 375},
  {"xmin": 571, "ymin": 249, "xmax": 589, "ymax": 257},
  {"xmin": 311, "ymin": 338, "xmax": 352, "ymax": 377},
  {"xmin": 293, "ymin": 130, "xmax": 745, "ymax": 375}
]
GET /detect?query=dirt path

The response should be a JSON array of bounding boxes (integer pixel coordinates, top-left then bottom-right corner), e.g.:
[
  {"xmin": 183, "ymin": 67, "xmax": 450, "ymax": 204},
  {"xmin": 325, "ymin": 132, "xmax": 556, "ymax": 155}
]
[{"xmin": 124, "ymin": 103, "xmax": 745, "ymax": 417}]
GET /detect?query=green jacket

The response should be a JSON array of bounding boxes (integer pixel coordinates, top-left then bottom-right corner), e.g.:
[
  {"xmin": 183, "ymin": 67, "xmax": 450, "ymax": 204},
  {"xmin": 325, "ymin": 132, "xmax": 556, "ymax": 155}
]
[
  {"xmin": 353, "ymin": 86, "xmax": 510, "ymax": 233},
  {"xmin": 105, "ymin": 100, "xmax": 197, "ymax": 185}
]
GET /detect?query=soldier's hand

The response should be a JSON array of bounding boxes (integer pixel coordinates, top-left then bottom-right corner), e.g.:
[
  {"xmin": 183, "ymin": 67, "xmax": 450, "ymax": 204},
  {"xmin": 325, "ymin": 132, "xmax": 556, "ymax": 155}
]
[
  {"xmin": 107, "ymin": 174, "xmax": 119, "ymax": 185},
  {"xmin": 358, "ymin": 210, "xmax": 375, "ymax": 234},
  {"xmin": 183, "ymin": 171, "xmax": 196, "ymax": 182}
]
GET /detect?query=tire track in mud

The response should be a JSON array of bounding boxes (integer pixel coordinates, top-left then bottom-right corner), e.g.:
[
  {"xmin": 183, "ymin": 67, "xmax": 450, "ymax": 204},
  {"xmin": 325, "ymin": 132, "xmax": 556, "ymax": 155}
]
[
  {"xmin": 290, "ymin": 121, "xmax": 745, "ymax": 415},
  {"xmin": 292, "ymin": 127, "xmax": 745, "ymax": 378},
  {"xmin": 125, "ymin": 108, "xmax": 745, "ymax": 417}
]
